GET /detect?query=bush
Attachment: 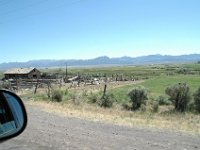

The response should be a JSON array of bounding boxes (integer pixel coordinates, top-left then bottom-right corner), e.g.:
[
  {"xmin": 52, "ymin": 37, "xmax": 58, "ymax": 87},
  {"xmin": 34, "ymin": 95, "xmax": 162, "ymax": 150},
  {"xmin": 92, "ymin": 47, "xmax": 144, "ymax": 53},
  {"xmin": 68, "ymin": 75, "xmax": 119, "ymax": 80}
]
[
  {"xmin": 97, "ymin": 93, "xmax": 115, "ymax": 108},
  {"xmin": 72, "ymin": 94, "xmax": 81, "ymax": 105},
  {"xmin": 150, "ymin": 101, "xmax": 159, "ymax": 113},
  {"xmin": 139, "ymin": 104, "xmax": 146, "ymax": 112},
  {"xmin": 82, "ymin": 89, "xmax": 88, "ymax": 97},
  {"xmin": 0, "ymin": 81, "xmax": 11, "ymax": 89},
  {"xmin": 64, "ymin": 89, "xmax": 69, "ymax": 95},
  {"xmin": 122, "ymin": 101, "xmax": 132, "ymax": 111},
  {"xmin": 128, "ymin": 86, "xmax": 148, "ymax": 110},
  {"xmin": 188, "ymin": 101, "xmax": 195, "ymax": 112},
  {"xmin": 177, "ymin": 68, "xmax": 190, "ymax": 75},
  {"xmin": 193, "ymin": 87, "xmax": 200, "ymax": 113},
  {"xmin": 51, "ymin": 89, "xmax": 63, "ymax": 102},
  {"xmin": 165, "ymin": 83, "xmax": 191, "ymax": 112},
  {"xmin": 87, "ymin": 92, "xmax": 99, "ymax": 104},
  {"xmin": 156, "ymin": 95, "xmax": 171, "ymax": 105}
]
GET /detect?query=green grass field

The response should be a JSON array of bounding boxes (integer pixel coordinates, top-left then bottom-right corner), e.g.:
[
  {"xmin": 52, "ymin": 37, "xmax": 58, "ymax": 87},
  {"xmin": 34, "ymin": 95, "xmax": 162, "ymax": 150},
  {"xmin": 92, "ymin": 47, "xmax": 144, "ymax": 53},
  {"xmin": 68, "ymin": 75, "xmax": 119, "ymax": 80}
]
[
  {"xmin": 39, "ymin": 63, "xmax": 200, "ymax": 80},
  {"xmin": 109, "ymin": 74, "xmax": 200, "ymax": 103},
  {"xmin": 40, "ymin": 65, "xmax": 168, "ymax": 79},
  {"xmin": 140, "ymin": 75, "xmax": 200, "ymax": 96}
]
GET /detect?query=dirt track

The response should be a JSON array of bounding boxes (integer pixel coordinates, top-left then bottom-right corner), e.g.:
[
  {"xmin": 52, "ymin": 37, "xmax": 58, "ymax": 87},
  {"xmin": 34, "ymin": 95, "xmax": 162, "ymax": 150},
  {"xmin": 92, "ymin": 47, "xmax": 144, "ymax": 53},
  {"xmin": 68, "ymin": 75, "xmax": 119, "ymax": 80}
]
[{"xmin": 0, "ymin": 103, "xmax": 200, "ymax": 150}]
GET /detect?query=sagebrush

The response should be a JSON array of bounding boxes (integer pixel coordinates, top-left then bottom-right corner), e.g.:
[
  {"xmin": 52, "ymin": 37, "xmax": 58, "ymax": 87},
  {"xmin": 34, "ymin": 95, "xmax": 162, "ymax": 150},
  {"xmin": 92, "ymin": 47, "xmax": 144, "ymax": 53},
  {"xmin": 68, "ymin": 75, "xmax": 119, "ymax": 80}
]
[
  {"xmin": 128, "ymin": 86, "xmax": 148, "ymax": 110},
  {"xmin": 165, "ymin": 83, "xmax": 191, "ymax": 112}
]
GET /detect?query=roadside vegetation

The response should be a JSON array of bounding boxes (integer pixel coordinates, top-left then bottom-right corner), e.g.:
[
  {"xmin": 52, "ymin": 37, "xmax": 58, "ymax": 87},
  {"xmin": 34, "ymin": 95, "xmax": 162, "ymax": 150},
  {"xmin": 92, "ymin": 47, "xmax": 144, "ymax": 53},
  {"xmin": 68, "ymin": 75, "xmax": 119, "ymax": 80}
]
[{"xmin": 1, "ymin": 63, "xmax": 200, "ymax": 134}]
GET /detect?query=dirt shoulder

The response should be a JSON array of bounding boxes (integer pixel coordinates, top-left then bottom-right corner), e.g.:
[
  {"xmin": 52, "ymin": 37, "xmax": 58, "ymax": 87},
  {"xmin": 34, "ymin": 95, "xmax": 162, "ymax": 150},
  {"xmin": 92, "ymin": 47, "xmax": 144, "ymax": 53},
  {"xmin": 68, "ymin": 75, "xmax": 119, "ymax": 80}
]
[
  {"xmin": 1, "ymin": 103, "xmax": 200, "ymax": 150},
  {"xmin": 27, "ymin": 100, "xmax": 200, "ymax": 135}
]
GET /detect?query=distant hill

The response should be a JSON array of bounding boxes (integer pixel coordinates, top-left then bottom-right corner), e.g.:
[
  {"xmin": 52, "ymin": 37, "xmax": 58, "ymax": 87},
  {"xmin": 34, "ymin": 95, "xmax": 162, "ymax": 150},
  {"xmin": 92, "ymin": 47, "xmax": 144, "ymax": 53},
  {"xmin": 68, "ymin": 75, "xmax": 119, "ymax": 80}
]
[{"xmin": 0, "ymin": 54, "xmax": 200, "ymax": 70}]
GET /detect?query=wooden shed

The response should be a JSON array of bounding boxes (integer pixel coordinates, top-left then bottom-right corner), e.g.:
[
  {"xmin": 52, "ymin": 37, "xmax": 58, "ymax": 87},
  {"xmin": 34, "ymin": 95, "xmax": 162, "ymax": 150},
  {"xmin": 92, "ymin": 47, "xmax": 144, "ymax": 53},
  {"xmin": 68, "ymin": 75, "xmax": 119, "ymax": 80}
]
[{"xmin": 4, "ymin": 68, "xmax": 41, "ymax": 79}]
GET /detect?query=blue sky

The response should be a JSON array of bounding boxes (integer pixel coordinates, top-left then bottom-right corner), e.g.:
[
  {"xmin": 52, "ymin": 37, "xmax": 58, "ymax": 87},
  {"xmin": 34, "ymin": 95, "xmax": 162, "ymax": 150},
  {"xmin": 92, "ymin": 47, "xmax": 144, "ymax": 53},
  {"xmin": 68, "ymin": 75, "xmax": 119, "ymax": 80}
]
[{"xmin": 0, "ymin": 0, "xmax": 200, "ymax": 63}]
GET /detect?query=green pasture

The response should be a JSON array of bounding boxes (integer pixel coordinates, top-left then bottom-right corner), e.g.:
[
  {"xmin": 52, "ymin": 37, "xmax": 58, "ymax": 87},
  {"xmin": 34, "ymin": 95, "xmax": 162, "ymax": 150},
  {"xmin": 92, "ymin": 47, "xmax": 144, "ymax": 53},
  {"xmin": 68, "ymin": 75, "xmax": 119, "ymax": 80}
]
[
  {"xmin": 40, "ymin": 63, "xmax": 200, "ymax": 78},
  {"xmin": 40, "ymin": 65, "xmax": 168, "ymax": 79},
  {"xmin": 182, "ymin": 63, "xmax": 200, "ymax": 70},
  {"xmin": 109, "ymin": 75, "xmax": 200, "ymax": 103}
]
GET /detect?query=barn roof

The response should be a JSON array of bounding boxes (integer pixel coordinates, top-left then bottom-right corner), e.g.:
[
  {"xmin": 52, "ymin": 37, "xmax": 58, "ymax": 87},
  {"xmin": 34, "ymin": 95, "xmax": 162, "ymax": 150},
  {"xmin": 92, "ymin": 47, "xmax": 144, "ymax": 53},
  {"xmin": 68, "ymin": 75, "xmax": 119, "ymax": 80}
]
[{"xmin": 4, "ymin": 68, "xmax": 37, "ymax": 74}]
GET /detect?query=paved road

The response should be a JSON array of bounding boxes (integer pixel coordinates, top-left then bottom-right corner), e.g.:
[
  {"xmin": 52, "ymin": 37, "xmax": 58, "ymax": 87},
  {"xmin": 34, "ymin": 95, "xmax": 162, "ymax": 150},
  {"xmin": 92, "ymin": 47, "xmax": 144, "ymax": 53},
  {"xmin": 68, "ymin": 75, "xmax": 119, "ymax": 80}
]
[{"xmin": 1, "ymin": 104, "xmax": 200, "ymax": 150}]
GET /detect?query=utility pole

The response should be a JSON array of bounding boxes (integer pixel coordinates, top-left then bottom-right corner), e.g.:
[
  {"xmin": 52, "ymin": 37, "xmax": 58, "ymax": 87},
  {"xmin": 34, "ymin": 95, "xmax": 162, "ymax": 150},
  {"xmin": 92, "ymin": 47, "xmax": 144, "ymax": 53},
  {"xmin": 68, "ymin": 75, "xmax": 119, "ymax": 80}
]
[
  {"xmin": 66, "ymin": 63, "xmax": 68, "ymax": 79},
  {"xmin": 64, "ymin": 63, "xmax": 68, "ymax": 83}
]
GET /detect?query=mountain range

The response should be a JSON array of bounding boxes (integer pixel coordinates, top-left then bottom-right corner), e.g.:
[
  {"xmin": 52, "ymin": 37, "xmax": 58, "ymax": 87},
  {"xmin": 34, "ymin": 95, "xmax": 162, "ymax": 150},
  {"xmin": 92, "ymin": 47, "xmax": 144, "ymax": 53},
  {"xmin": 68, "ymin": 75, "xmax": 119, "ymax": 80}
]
[{"xmin": 0, "ymin": 54, "xmax": 199, "ymax": 70}]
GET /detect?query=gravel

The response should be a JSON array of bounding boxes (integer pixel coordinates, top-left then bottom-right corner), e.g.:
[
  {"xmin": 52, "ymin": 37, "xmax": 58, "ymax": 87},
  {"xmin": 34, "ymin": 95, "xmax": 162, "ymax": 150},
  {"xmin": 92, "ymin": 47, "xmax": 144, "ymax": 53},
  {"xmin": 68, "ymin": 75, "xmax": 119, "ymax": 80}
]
[{"xmin": 0, "ymin": 103, "xmax": 200, "ymax": 150}]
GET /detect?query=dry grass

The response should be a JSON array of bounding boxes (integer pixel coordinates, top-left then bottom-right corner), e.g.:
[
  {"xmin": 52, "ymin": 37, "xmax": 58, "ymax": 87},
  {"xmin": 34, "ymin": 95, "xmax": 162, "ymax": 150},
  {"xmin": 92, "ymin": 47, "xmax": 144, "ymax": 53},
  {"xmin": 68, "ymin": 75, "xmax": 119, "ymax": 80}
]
[
  {"xmin": 27, "ymin": 100, "xmax": 200, "ymax": 135},
  {"xmin": 17, "ymin": 80, "xmax": 200, "ymax": 135}
]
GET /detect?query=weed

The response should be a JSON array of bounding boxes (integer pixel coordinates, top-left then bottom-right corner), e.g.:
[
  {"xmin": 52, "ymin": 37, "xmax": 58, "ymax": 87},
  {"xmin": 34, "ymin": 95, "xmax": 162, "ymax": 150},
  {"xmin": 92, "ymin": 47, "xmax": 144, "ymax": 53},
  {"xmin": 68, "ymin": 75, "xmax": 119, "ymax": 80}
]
[
  {"xmin": 97, "ymin": 93, "xmax": 115, "ymax": 108},
  {"xmin": 156, "ymin": 95, "xmax": 171, "ymax": 105},
  {"xmin": 51, "ymin": 89, "xmax": 63, "ymax": 102}
]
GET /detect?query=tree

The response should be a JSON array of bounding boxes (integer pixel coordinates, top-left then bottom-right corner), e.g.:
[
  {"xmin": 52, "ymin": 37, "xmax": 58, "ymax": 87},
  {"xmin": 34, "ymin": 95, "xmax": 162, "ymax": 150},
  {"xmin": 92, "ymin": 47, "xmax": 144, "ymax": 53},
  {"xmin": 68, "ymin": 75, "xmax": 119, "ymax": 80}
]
[
  {"xmin": 165, "ymin": 83, "xmax": 191, "ymax": 112},
  {"xmin": 128, "ymin": 86, "xmax": 148, "ymax": 110}
]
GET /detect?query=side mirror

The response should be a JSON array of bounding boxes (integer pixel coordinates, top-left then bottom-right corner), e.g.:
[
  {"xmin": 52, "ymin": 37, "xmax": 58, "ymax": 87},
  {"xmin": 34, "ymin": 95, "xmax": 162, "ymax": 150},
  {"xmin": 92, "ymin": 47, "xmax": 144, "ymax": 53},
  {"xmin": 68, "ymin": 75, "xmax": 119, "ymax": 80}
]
[{"xmin": 0, "ymin": 90, "xmax": 27, "ymax": 142}]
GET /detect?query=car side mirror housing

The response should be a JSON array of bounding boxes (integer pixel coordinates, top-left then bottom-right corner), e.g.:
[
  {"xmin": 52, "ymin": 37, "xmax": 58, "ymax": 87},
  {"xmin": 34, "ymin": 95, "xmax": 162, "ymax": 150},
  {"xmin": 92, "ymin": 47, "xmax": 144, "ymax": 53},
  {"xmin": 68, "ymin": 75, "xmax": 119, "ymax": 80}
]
[{"xmin": 0, "ymin": 90, "xmax": 27, "ymax": 142}]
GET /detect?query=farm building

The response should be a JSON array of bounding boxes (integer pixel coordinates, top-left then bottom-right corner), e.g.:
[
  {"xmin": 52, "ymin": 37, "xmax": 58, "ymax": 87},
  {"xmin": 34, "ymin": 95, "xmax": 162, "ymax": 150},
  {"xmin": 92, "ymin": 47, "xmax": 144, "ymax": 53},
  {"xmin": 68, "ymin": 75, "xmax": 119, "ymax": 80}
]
[{"xmin": 4, "ymin": 68, "xmax": 41, "ymax": 79}]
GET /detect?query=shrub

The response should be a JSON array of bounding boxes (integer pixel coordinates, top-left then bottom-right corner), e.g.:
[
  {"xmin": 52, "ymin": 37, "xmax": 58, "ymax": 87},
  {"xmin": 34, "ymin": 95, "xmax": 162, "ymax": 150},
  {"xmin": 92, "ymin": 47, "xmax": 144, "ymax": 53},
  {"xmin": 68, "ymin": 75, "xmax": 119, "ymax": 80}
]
[
  {"xmin": 128, "ymin": 86, "xmax": 148, "ymax": 110},
  {"xmin": 150, "ymin": 101, "xmax": 159, "ymax": 113},
  {"xmin": 165, "ymin": 83, "xmax": 191, "ymax": 112},
  {"xmin": 97, "ymin": 93, "xmax": 115, "ymax": 108},
  {"xmin": 193, "ymin": 87, "xmax": 200, "ymax": 113},
  {"xmin": 188, "ymin": 101, "xmax": 195, "ymax": 112},
  {"xmin": 51, "ymin": 89, "xmax": 63, "ymax": 102},
  {"xmin": 122, "ymin": 101, "xmax": 132, "ymax": 111},
  {"xmin": 82, "ymin": 89, "xmax": 88, "ymax": 97},
  {"xmin": 139, "ymin": 104, "xmax": 146, "ymax": 112},
  {"xmin": 177, "ymin": 68, "xmax": 190, "ymax": 75},
  {"xmin": 72, "ymin": 94, "xmax": 81, "ymax": 105},
  {"xmin": 87, "ymin": 92, "xmax": 99, "ymax": 104},
  {"xmin": 0, "ymin": 81, "xmax": 11, "ymax": 90},
  {"xmin": 64, "ymin": 89, "xmax": 69, "ymax": 95},
  {"xmin": 156, "ymin": 95, "xmax": 171, "ymax": 105}
]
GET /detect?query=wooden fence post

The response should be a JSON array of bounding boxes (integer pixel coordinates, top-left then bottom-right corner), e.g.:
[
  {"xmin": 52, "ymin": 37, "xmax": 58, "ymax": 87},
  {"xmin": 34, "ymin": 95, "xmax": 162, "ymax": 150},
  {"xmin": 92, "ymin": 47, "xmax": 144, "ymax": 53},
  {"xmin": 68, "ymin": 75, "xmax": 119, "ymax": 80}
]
[
  {"xmin": 34, "ymin": 81, "xmax": 39, "ymax": 94},
  {"xmin": 103, "ymin": 84, "xmax": 107, "ymax": 97},
  {"xmin": 47, "ymin": 82, "xmax": 51, "ymax": 98}
]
